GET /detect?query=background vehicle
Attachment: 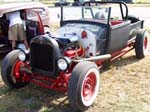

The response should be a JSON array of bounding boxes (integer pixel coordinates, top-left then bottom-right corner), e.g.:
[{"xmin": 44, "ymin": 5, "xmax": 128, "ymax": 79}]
[
  {"xmin": 112, "ymin": 0, "xmax": 133, "ymax": 3},
  {"xmin": 55, "ymin": 0, "xmax": 70, "ymax": 6},
  {"xmin": 1, "ymin": 1, "xmax": 149, "ymax": 111},
  {"xmin": 0, "ymin": 2, "xmax": 51, "ymax": 53}
]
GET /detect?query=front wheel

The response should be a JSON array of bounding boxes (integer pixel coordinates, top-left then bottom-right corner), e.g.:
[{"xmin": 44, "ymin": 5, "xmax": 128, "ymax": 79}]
[
  {"xmin": 1, "ymin": 50, "xmax": 29, "ymax": 89},
  {"xmin": 68, "ymin": 61, "xmax": 100, "ymax": 111},
  {"xmin": 135, "ymin": 30, "xmax": 150, "ymax": 59}
]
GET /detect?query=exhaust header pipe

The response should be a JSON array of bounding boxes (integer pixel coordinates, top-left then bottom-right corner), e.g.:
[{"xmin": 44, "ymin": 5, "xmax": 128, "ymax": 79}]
[{"xmin": 72, "ymin": 54, "xmax": 111, "ymax": 63}]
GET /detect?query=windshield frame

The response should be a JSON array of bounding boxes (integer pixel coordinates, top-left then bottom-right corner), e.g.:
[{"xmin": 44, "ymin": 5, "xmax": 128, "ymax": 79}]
[
  {"xmin": 60, "ymin": 6, "xmax": 111, "ymax": 25},
  {"xmin": 83, "ymin": 1, "xmax": 128, "ymax": 20}
]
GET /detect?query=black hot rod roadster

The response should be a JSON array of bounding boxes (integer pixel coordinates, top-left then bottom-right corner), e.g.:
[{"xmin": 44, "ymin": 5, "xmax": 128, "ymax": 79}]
[{"xmin": 1, "ymin": 1, "xmax": 149, "ymax": 111}]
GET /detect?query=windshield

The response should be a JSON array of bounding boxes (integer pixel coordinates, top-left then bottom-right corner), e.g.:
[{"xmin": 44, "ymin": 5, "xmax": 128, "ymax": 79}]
[{"xmin": 62, "ymin": 6, "xmax": 110, "ymax": 21}]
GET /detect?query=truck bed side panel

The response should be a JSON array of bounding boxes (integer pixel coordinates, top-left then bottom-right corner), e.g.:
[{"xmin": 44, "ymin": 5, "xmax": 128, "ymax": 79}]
[{"xmin": 106, "ymin": 21, "xmax": 131, "ymax": 54}]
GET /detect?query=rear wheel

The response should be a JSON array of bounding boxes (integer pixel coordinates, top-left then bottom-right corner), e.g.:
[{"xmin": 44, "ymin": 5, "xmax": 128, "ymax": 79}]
[
  {"xmin": 68, "ymin": 61, "xmax": 100, "ymax": 111},
  {"xmin": 1, "ymin": 50, "xmax": 29, "ymax": 88},
  {"xmin": 135, "ymin": 30, "xmax": 150, "ymax": 59}
]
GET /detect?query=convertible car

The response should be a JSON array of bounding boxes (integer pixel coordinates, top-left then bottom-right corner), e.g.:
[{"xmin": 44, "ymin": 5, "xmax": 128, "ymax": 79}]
[
  {"xmin": 0, "ymin": 2, "xmax": 51, "ymax": 53},
  {"xmin": 1, "ymin": 1, "xmax": 149, "ymax": 111}
]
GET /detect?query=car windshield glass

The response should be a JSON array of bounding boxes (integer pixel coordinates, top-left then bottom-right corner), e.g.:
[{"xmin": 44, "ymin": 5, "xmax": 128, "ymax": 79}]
[
  {"xmin": 62, "ymin": 6, "xmax": 110, "ymax": 21},
  {"xmin": 83, "ymin": 2, "xmax": 127, "ymax": 20}
]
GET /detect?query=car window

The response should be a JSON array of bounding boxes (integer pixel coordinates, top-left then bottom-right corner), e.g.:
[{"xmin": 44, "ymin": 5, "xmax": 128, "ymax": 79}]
[
  {"xmin": 26, "ymin": 10, "xmax": 38, "ymax": 21},
  {"xmin": 31, "ymin": 8, "xmax": 46, "ymax": 18},
  {"xmin": 91, "ymin": 7, "xmax": 109, "ymax": 20},
  {"xmin": 83, "ymin": 7, "xmax": 93, "ymax": 19},
  {"xmin": 110, "ymin": 4, "xmax": 123, "ymax": 20},
  {"xmin": 63, "ymin": 7, "xmax": 82, "ymax": 20},
  {"xmin": 62, "ymin": 6, "xmax": 110, "ymax": 20}
]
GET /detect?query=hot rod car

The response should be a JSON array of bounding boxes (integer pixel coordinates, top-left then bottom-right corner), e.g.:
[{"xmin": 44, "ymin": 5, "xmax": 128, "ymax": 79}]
[
  {"xmin": 1, "ymin": 1, "xmax": 149, "ymax": 111},
  {"xmin": 0, "ymin": 2, "xmax": 51, "ymax": 53}
]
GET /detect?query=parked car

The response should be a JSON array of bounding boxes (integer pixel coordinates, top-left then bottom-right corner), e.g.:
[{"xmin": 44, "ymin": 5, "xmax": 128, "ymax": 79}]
[
  {"xmin": 55, "ymin": 0, "xmax": 70, "ymax": 6},
  {"xmin": 0, "ymin": 2, "xmax": 51, "ymax": 53},
  {"xmin": 112, "ymin": 0, "xmax": 133, "ymax": 3},
  {"xmin": 1, "ymin": 1, "xmax": 149, "ymax": 111},
  {"xmin": 72, "ymin": 0, "xmax": 96, "ymax": 6}
]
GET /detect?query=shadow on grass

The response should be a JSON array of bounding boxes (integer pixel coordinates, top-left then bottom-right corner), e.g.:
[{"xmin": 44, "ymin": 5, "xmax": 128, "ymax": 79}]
[
  {"xmin": 111, "ymin": 55, "xmax": 139, "ymax": 67},
  {"xmin": 101, "ymin": 53, "xmax": 140, "ymax": 73},
  {"xmin": 0, "ymin": 83, "xmax": 78, "ymax": 112}
]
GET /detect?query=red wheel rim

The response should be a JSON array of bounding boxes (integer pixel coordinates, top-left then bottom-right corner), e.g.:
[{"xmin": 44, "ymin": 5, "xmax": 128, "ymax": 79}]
[
  {"xmin": 13, "ymin": 61, "xmax": 23, "ymax": 81},
  {"xmin": 144, "ymin": 36, "xmax": 148, "ymax": 50},
  {"xmin": 82, "ymin": 72, "xmax": 96, "ymax": 101}
]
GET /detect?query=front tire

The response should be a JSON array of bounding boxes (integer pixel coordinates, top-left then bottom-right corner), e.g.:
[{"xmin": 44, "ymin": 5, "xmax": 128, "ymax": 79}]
[
  {"xmin": 135, "ymin": 30, "xmax": 150, "ymax": 59},
  {"xmin": 1, "ymin": 50, "xmax": 29, "ymax": 89},
  {"xmin": 68, "ymin": 61, "xmax": 100, "ymax": 111}
]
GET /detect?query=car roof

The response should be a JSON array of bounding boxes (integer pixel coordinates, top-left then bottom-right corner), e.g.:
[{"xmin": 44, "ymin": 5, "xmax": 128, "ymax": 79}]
[{"xmin": 0, "ymin": 2, "xmax": 48, "ymax": 17}]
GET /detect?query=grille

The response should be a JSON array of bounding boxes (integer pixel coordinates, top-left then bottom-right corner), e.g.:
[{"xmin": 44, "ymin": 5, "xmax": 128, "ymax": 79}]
[{"xmin": 30, "ymin": 43, "xmax": 54, "ymax": 72}]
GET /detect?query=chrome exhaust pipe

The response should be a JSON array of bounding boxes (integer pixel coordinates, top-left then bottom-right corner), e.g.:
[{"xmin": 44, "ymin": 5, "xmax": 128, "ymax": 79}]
[{"xmin": 72, "ymin": 54, "xmax": 111, "ymax": 62}]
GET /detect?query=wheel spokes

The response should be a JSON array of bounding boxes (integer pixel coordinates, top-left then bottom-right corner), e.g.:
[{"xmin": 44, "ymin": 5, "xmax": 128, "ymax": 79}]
[
  {"xmin": 144, "ymin": 36, "xmax": 148, "ymax": 50},
  {"xmin": 82, "ymin": 73, "xmax": 96, "ymax": 101}
]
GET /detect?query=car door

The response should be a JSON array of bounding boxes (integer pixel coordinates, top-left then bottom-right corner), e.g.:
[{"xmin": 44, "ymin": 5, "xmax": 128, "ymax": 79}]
[{"xmin": 107, "ymin": 21, "xmax": 131, "ymax": 54}]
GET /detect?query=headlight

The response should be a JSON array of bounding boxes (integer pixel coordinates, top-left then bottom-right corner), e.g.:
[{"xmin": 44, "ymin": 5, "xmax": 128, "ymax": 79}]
[
  {"xmin": 18, "ymin": 51, "xmax": 26, "ymax": 61},
  {"xmin": 57, "ymin": 57, "xmax": 71, "ymax": 71}
]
